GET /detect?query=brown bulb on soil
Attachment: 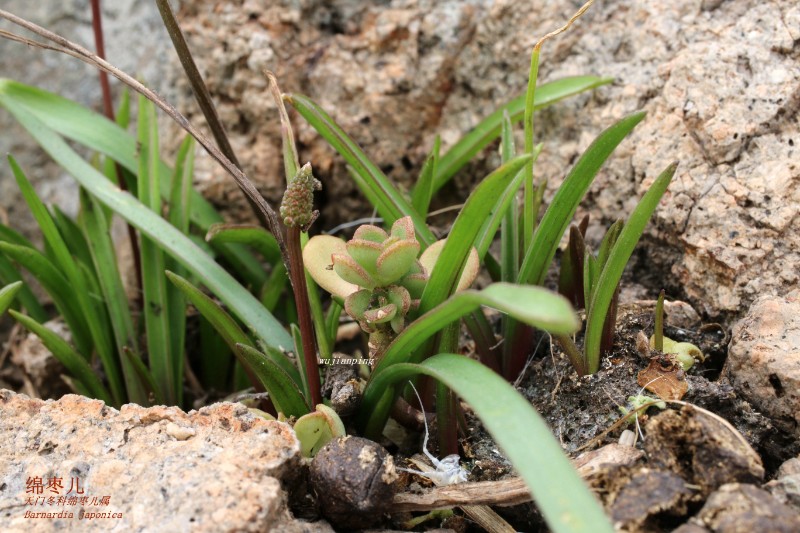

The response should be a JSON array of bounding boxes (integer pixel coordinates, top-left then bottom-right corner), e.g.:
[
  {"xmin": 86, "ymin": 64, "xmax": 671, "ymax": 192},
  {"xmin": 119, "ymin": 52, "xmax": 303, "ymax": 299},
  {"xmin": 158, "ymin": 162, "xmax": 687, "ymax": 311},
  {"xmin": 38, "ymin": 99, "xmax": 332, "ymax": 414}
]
[{"xmin": 310, "ymin": 436, "xmax": 398, "ymax": 530}]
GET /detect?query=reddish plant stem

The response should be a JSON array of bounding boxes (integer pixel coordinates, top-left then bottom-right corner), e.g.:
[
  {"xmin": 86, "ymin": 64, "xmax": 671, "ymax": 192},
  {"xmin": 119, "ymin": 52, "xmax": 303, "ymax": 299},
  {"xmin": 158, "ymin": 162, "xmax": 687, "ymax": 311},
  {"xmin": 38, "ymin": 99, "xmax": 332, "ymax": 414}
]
[
  {"xmin": 90, "ymin": 0, "xmax": 143, "ymax": 307},
  {"xmin": 286, "ymin": 226, "xmax": 322, "ymax": 407}
]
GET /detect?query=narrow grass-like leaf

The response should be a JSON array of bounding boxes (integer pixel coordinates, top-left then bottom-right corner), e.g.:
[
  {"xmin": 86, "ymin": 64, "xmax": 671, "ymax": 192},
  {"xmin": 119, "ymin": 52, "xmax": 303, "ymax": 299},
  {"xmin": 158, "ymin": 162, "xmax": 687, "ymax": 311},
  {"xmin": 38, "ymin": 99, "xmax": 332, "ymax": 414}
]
[
  {"xmin": 137, "ymin": 96, "xmax": 177, "ymax": 405},
  {"xmin": 291, "ymin": 324, "xmax": 312, "ymax": 405},
  {"xmin": 517, "ymin": 112, "xmax": 646, "ymax": 286},
  {"xmin": 78, "ymin": 190, "xmax": 147, "ymax": 405},
  {"xmin": 363, "ymin": 354, "xmax": 613, "ymax": 533},
  {"xmin": 0, "ymin": 241, "xmax": 92, "ymax": 356},
  {"xmin": 9, "ymin": 154, "xmax": 121, "ymax": 402},
  {"xmin": 285, "ymin": 93, "xmax": 435, "ymax": 247},
  {"xmin": 583, "ymin": 251, "xmax": 597, "ymax": 311},
  {"xmin": 584, "ymin": 163, "xmax": 676, "ymax": 373},
  {"xmin": 0, "ymin": 224, "xmax": 35, "ymax": 248},
  {"xmin": 166, "ymin": 135, "xmax": 195, "ymax": 397},
  {"xmin": 500, "ymin": 111, "xmax": 519, "ymax": 284},
  {"xmin": 654, "ymin": 289, "xmax": 665, "ymax": 351},
  {"xmin": 596, "ymin": 219, "xmax": 623, "ymax": 269},
  {"xmin": 0, "ymin": 79, "xmax": 262, "ymax": 282},
  {"xmin": 306, "ymin": 270, "xmax": 332, "ymax": 361},
  {"xmin": 0, "ymin": 80, "xmax": 218, "ymax": 227},
  {"xmin": 325, "ymin": 300, "xmax": 343, "ymax": 350},
  {"xmin": 260, "ymin": 262, "xmax": 288, "ymax": 312},
  {"xmin": 0, "ymin": 281, "xmax": 23, "ymax": 316},
  {"xmin": 0, "ymin": 254, "xmax": 46, "ymax": 321},
  {"xmin": 411, "ymin": 136, "xmax": 439, "ymax": 218},
  {"xmin": 235, "ymin": 343, "xmax": 309, "ymax": 417},
  {"xmin": 9, "ymin": 310, "xmax": 113, "ymax": 405},
  {"xmin": 522, "ymin": 47, "xmax": 542, "ymax": 251},
  {"xmin": 0, "ymin": 98, "xmax": 294, "ymax": 366},
  {"xmin": 475, "ymin": 145, "xmax": 541, "ymax": 261},
  {"xmin": 373, "ymin": 283, "xmax": 578, "ymax": 375},
  {"xmin": 169, "ymin": 136, "xmax": 194, "ymax": 234},
  {"xmin": 198, "ymin": 316, "xmax": 232, "ymax": 391},
  {"xmin": 165, "ymin": 270, "xmax": 301, "ymax": 386},
  {"xmin": 206, "ymin": 224, "xmax": 281, "ymax": 264},
  {"xmin": 52, "ymin": 205, "xmax": 94, "ymax": 270},
  {"xmin": 419, "ymin": 155, "xmax": 532, "ymax": 316},
  {"xmin": 434, "ymin": 76, "xmax": 613, "ymax": 192},
  {"xmin": 122, "ymin": 346, "xmax": 162, "ymax": 406}
]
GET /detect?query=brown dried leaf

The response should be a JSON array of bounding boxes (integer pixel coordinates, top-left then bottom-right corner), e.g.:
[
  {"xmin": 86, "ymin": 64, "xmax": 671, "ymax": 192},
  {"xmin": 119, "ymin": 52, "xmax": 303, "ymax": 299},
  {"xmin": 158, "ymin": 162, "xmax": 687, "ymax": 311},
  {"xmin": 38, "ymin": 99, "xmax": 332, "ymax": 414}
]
[{"xmin": 637, "ymin": 356, "xmax": 688, "ymax": 400}]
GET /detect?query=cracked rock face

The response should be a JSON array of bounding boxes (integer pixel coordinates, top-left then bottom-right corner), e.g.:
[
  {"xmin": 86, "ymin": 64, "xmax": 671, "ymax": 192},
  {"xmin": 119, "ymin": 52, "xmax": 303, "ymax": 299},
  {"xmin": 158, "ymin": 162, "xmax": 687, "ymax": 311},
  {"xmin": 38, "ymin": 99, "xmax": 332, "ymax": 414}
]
[
  {"xmin": 0, "ymin": 390, "xmax": 302, "ymax": 532},
  {"xmin": 727, "ymin": 290, "xmax": 800, "ymax": 437},
  {"xmin": 171, "ymin": 0, "xmax": 798, "ymax": 319}
]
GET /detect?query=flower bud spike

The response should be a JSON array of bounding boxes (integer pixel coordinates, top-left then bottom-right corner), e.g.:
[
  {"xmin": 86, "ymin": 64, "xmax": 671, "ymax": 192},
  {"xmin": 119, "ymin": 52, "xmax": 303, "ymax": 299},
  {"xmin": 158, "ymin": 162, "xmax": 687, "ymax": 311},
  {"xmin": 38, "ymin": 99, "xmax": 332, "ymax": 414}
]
[{"xmin": 280, "ymin": 162, "xmax": 321, "ymax": 231}]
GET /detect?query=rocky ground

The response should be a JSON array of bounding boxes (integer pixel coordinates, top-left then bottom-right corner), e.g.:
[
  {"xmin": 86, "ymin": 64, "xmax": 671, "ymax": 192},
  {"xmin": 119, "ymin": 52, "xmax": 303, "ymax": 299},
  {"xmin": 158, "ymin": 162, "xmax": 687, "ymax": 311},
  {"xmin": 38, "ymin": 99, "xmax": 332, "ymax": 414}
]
[{"xmin": 0, "ymin": 0, "xmax": 798, "ymax": 531}]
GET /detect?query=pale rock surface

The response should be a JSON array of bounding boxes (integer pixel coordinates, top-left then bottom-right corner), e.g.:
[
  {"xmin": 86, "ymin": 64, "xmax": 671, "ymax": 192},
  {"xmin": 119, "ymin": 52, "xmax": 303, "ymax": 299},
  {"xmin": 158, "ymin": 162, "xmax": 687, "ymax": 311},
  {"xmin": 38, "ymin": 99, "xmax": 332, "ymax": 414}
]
[
  {"xmin": 692, "ymin": 483, "xmax": 800, "ymax": 531},
  {"xmin": 169, "ymin": 0, "xmax": 798, "ymax": 319},
  {"xmin": 765, "ymin": 457, "xmax": 800, "ymax": 513},
  {"xmin": 727, "ymin": 290, "xmax": 800, "ymax": 437},
  {"xmin": 0, "ymin": 390, "xmax": 307, "ymax": 532}
]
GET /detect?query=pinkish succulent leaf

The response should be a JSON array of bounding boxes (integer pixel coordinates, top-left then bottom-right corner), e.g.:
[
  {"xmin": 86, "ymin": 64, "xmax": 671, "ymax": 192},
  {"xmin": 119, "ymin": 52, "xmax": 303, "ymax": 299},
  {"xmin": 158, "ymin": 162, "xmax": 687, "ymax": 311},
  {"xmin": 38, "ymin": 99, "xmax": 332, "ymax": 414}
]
[
  {"xmin": 419, "ymin": 239, "xmax": 480, "ymax": 291},
  {"xmin": 344, "ymin": 289, "xmax": 372, "ymax": 322},
  {"xmin": 375, "ymin": 239, "xmax": 420, "ymax": 285},
  {"xmin": 303, "ymin": 235, "xmax": 359, "ymax": 298},
  {"xmin": 386, "ymin": 285, "xmax": 411, "ymax": 315},
  {"xmin": 346, "ymin": 239, "xmax": 382, "ymax": 277},
  {"xmin": 353, "ymin": 224, "xmax": 388, "ymax": 243},
  {"xmin": 399, "ymin": 272, "xmax": 427, "ymax": 299},
  {"xmin": 390, "ymin": 216, "xmax": 416, "ymax": 241},
  {"xmin": 390, "ymin": 314, "xmax": 405, "ymax": 334},
  {"xmin": 364, "ymin": 303, "xmax": 397, "ymax": 324},
  {"xmin": 333, "ymin": 253, "xmax": 376, "ymax": 289}
]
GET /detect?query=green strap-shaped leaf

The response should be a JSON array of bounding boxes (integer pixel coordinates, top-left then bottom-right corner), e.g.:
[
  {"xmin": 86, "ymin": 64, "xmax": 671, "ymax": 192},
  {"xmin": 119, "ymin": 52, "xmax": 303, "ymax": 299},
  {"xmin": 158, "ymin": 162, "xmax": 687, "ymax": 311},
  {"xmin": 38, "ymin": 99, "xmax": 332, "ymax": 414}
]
[
  {"xmin": 8, "ymin": 310, "xmax": 113, "ymax": 405},
  {"xmin": 51, "ymin": 205, "xmax": 94, "ymax": 271},
  {"xmin": 584, "ymin": 163, "xmax": 676, "ymax": 373},
  {"xmin": 475, "ymin": 144, "xmax": 542, "ymax": 261},
  {"xmin": 411, "ymin": 136, "xmax": 440, "ymax": 218},
  {"xmin": 0, "ymin": 95, "xmax": 293, "ymax": 354},
  {"xmin": 0, "ymin": 241, "xmax": 92, "ymax": 357},
  {"xmin": 8, "ymin": 154, "xmax": 122, "ymax": 403},
  {"xmin": 0, "ymin": 251, "xmax": 46, "ymax": 322},
  {"xmin": 166, "ymin": 135, "xmax": 195, "ymax": 394},
  {"xmin": 206, "ymin": 224, "xmax": 281, "ymax": 264},
  {"xmin": 365, "ymin": 283, "xmax": 579, "ymax": 431},
  {"xmin": 235, "ymin": 343, "xmax": 309, "ymax": 418},
  {"xmin": 0, "ymin": 281, "xmax": 23, "ymax": 316},
  {"xmin": 285, "ymin": 93, "xmax": 435, "ymax": 247},
  {"xmin": 137, "ymin": 96, "xmax": 178, "ymax": 406},
  {"xmin": 0, "ymin": 79, "xmax": 264, "ymax": 286},
  {"xmin": 517, "ymin": 112, "xmax": 646, "ymax": 287},
  {"xmin": 364, "ymin": 354, "xmax": 614, "ymax": 533},
  {"xmin": 434, "ymin": 76, "xmax": 614, "ymax": 192},
  {"xmin": 419, "ymin": 155, "xmax": 532, "ymax": 316},
  {"xmin": 78, "ymin": 190, "xmax": 147, "ymax": 405},
  {"xmin": 166, "ymin": 271, "xmax": 301, "ymax": 386}
]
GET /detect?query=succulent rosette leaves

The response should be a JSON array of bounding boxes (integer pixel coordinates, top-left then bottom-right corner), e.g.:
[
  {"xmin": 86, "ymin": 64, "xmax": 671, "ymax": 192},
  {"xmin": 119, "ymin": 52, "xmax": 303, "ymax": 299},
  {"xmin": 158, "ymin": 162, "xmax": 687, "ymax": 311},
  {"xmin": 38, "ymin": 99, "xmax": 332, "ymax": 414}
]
[{"xmin": 333, "ymin": 217, "xmax": 421, "ymax": 333}]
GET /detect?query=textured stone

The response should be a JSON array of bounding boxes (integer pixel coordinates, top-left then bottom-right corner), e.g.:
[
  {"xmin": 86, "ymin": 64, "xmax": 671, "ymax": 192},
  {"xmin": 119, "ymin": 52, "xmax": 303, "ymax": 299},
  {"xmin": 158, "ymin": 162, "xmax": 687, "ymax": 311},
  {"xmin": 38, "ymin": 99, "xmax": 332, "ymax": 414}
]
[
  {"xmin": 644, "ymin": 407, "xmax": 764, "ymax": 496},
  {"xmin": 0, "ymin": 390, "xmax": 304, "ymax": 532},
  {"xmin": 692, "ymin": 483, "xmax": 800, "ymax": 532},
  {"xmin": 609, "ymin": 468, "xmax": 693, "ymax": 530},
  {"xmin": 727, "ymin": 290, "xmax": 800, "ymax": 436},
  {"xmin": 765, "ymin": 457, "xmax": 800, "ymax": 513}
]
